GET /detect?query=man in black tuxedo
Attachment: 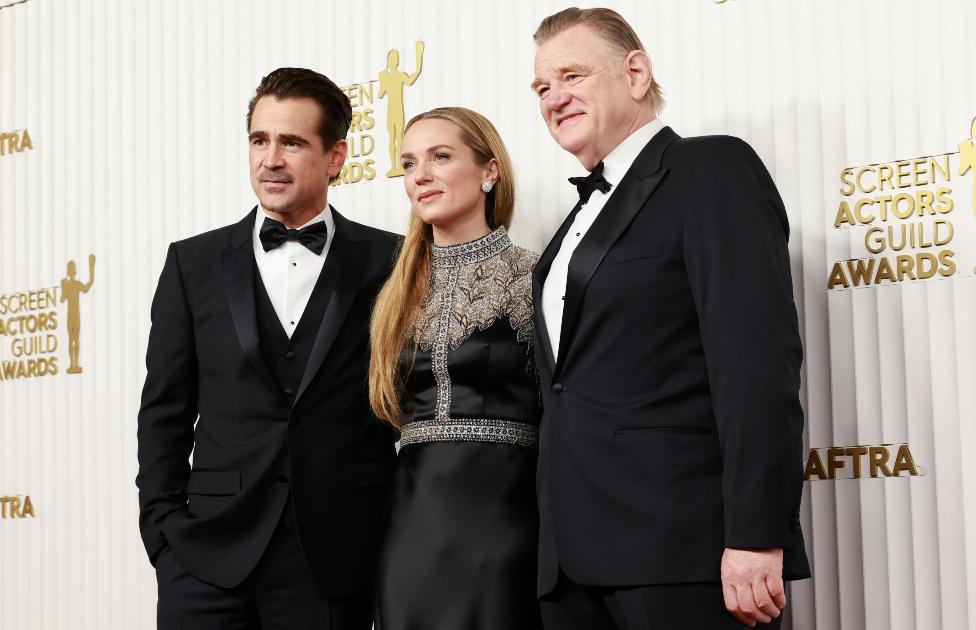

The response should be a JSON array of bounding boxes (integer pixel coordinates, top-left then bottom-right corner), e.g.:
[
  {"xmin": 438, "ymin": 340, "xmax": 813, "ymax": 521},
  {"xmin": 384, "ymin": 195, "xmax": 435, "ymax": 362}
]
[
  {"xmin": 530, "ymin": 8, "xmax": 811, "ymax": 629},
  {"xmin": 137, "ymin": 68, "xmax": 399, "ymax": 629}
]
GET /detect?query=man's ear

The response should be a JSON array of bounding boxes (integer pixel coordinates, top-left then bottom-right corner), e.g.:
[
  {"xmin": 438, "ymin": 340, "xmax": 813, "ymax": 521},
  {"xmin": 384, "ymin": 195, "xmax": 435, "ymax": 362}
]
[
  {"xmin": 624, "ymin": 50, "xmax": 653, "ymax": 102},
  {"xmin": 328, "ymin": 139, "xmax": 349, "ymax": 178}
]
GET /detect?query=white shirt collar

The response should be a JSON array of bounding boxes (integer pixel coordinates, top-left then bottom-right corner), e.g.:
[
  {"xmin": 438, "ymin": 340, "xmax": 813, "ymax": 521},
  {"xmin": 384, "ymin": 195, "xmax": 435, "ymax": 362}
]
[
  {"xmin": 252, "ymin": 204, "xmax": 336, "ymax": 254},
  {"xmin": 600, "ymin": 117, "xmax": 665, "ymax": 185}
]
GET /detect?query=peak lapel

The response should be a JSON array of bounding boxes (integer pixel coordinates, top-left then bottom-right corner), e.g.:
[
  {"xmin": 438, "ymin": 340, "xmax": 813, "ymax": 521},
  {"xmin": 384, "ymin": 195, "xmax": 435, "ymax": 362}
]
[
  {"xmin": 294, "ymin": 211, "xmax": 369, "ymax": 404},
  {"xmin": 221, "ymin": 208, "xmax": 285, "ymax": 400},
  {"xmin": 553, "ymin": 127, "xmax": 679, "ymax": 377},
  {"xmin": 533, "ymin": 202, "xmax": 586, "ymax": 373}
]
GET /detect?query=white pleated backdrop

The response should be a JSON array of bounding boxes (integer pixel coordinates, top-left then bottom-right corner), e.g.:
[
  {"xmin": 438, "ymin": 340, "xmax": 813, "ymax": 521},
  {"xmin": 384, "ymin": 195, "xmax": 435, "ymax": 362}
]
[{"xmin": 2, "ymin": 1, "xmax": 975, "ymax": 628}]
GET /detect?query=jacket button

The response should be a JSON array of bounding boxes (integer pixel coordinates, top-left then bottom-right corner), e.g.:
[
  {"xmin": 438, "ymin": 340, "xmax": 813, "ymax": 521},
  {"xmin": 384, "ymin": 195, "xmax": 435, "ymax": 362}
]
[
  {"xmin": 285, "ymin": 351, "xmax": 296, "ymax": 360},
  {"xmin": 284, "ymin": 387, "xmax": 294, "ymax": 396},
  {"xmin": 274, "ymin": 474, "xmax": 290, "ymax": 483},
  {"xmin": 552, "ymin": 382, "xmax": 564, "ymax": 394}
]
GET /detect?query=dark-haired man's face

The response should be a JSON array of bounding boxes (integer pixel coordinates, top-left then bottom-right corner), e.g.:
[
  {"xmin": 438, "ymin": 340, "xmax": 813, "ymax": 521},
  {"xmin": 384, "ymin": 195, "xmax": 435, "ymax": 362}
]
[{"xmin": 248, "ymin": 96, "xmax": 346, "ymax": 225}]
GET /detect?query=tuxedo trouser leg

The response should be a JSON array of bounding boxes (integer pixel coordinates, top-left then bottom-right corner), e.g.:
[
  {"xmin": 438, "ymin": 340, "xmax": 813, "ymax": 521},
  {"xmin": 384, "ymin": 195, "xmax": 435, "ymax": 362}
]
[
  {"xmin": 539, "ymin": 570, "xmax": 617, "ymax": 630},
  {"xmin": 155, "ymin": 545, "xmax": 259, "ymax": 630},
  {"xmin": 541, "ymin": 574, "xmax": 785, "ymax": 630},
  {"xmin": 609, "ymin": 582, "xmax": 784, "ymax": 630},
  {"xmin": 252, "ymin": 515, "xmax": 336, "ymax": 630},
  {"xmin": 252, "ymin": 513, "xmax": 373, "ymax": 630}
]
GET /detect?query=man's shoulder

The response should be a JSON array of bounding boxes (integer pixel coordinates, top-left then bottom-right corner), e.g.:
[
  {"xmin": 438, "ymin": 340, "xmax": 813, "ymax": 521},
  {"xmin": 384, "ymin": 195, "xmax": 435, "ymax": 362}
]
[
  {"xmin": 171, "ymin": 217, "xmax": 248, "ymax": 251},
  {"xmin": 661, "ymin": 133, "xmax": 765, "ymax": 179},
  {"xmin": 669, "ymin": 133, "xmax": 755, "ymax": 160},
  {"xmin": 336, "ymin": 213, "xmax": 402, "ymax": 251}
]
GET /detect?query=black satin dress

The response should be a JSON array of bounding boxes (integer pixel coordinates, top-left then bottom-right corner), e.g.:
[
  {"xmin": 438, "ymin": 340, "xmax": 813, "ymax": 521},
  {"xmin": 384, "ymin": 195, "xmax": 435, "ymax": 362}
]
[{"xmin": 376, "ymin": 227, "xmax": 543, "ymax": 630}]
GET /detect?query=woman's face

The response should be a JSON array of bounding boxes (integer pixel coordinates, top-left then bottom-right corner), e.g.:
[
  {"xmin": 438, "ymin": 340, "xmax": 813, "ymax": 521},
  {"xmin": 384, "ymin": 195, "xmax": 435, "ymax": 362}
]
[{"xmin": 400, "ymin": 118, "xmax": 496, "ymax": 230}]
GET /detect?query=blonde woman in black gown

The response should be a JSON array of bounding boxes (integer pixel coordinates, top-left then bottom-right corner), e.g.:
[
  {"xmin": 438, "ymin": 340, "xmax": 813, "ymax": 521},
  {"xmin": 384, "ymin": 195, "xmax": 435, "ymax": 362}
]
[{"xmin": 369, "ymin": 107, "xmax": 542, "ymax": 629}]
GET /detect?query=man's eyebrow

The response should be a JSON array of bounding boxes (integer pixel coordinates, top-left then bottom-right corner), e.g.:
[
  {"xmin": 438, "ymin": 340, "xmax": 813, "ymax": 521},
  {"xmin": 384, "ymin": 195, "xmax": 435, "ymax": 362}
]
[
  {"xmin": 279, "ymin": 133, "xmax": 310, "ymax": 145},
  {"xmin": 530, "ymin": 78, "xmax": 546, "ymax": 91},
  {"xmin": 247, "ymin": 131, "xmax": 310, "ymax": 145}
]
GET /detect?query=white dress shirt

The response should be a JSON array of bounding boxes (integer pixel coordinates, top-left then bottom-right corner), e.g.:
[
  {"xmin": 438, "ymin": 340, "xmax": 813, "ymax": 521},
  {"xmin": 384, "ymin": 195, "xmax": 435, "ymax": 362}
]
[
  {"xmin": 252, "ymin": 205, "xmax": 336, "ymax": 337},
  {"xmin": 541, "ymin": 118, "xmax": 665, "ymax": 360}
]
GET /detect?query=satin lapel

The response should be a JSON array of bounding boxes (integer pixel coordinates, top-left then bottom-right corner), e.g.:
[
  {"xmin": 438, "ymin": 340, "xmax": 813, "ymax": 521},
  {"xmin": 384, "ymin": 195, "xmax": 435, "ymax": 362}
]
[
  {"xmin": 221, "ymin": 208, "xmax": 283, "ymax": 397},
  {"xmin": 294, "ymin": 211, "xmax": 368, "ymax": 404},
  {"xmin": 533, "ymin": 202, "xmax": 585, "ymax": 373},
  {"xmin": 553, "ymin": 127, "xmax": 679, "ymax": 377}
]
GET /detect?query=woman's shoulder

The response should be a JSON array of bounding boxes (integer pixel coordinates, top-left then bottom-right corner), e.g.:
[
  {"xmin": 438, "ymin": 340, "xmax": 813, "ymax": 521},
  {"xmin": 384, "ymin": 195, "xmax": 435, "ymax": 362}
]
[{"xmin": 503, "ymin": 244, "xmax": 540, "ymax": 272}]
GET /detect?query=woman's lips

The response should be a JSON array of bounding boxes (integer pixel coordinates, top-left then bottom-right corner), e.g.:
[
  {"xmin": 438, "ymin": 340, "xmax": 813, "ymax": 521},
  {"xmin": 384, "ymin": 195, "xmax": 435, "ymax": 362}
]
[{"xmin": 418, "ymin": 190, "xmax": 443, "ymax": 203}]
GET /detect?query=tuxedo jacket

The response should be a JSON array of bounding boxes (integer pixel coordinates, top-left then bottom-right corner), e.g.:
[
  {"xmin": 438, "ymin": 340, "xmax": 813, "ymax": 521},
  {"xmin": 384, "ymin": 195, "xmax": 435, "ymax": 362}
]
[
  {"xmin": 136, "ymin": 207, "xmax": 399, "ymax": 597},
  {"xmin": 533, "ymin": 127, "xmax": 811, "ymax": 595}
]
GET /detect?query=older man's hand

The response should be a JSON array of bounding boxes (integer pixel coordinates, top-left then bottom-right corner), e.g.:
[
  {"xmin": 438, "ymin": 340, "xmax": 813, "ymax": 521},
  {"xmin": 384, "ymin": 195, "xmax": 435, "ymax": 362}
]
[{"xmin": 721, "ymin": 547, "xmax": 786, "ymax": 627}]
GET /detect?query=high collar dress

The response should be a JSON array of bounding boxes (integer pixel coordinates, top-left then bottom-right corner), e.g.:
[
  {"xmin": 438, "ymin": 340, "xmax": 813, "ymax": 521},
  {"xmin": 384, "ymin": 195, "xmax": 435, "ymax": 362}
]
[{"xmin": 376, "ymin": 227, "xmax": 543, "ymax": 629}]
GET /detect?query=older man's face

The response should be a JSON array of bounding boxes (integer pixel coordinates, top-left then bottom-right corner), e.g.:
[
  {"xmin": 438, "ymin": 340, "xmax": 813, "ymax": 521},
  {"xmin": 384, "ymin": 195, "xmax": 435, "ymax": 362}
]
[{"xmin": 533, "ymin": 25, "xmax": 641, "ymax": 170}]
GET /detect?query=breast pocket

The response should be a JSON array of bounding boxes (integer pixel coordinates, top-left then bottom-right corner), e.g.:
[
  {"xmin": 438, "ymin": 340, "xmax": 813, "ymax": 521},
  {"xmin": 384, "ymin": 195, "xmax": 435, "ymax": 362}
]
[
  {"xmin": 593, "ymin": 240, "xmax": 666, "ymax": 289},
  {"xmin": 601, "ymin": 239, "xmax": 665, "ymax": 267}
]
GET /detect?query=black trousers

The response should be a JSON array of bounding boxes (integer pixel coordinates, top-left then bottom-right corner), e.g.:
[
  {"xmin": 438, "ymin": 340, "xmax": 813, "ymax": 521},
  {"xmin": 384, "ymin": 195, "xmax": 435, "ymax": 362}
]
[
  {"xmin": 539, "ymin": 571, "xmax": 783, "ymax": 630},
  {"xmin": 156, "ymin": 512, "xmax": 370, "ymax": 630}
]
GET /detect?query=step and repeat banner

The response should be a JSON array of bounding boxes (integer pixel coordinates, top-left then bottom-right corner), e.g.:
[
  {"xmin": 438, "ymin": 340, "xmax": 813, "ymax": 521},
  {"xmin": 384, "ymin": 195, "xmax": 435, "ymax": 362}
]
[{"xmin": 1, "ymin": 0, "xmax": 975, "ymax": 628}]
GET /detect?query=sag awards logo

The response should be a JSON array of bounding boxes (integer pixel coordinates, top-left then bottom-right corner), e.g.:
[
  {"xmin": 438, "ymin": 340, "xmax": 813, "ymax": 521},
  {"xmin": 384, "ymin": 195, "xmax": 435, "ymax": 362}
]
[
  {"xmin": 332, "ymin": 40, "xmax": 426, "ymax": 186},
  {"xmin": 827, "ymin": 116, "xmax": 976, "ymax": 290},
  {"xmin": 0, "ymin": 128, "xmax": 32, "ymax": 156},
  {"xmin": 804, "ymin": 443, "xmax": 922, "ymax": 481},
  {"xmin": 0, "ymin": 254, "xmax": 96, "ymax": 381}
]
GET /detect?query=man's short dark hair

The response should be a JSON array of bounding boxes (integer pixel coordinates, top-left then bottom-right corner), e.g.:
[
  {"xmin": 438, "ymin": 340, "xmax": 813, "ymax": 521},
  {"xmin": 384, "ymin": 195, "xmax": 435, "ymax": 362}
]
[{"xmin": 246, "ymin": 67, "xmax": 352, "ymax": 150}]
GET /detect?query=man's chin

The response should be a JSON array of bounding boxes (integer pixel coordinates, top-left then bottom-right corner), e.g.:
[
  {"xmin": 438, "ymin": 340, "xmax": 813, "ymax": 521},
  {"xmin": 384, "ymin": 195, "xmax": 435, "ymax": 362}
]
[{"xmin": 257, "ymin": 197, "xmax": 292, "ymax": 215}]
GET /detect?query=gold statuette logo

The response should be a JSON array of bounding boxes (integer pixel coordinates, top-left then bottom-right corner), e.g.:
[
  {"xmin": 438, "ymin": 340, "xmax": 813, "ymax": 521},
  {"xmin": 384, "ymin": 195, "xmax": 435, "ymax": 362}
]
[
  {"xmin": 0, "ymin": 253, "xmax": 96, "ymax": 381},
  {"xmin": 379, "ymin": 41, "xmax": 425, "ymax": 178},
  {"xmin": 333, "ymin": 40, "xmax": 426, "ymax": 186},
  {"xmin": 60, "ymin": 254, "xmax": 96, "ymax": 374},
  {"xmin": 958, "ymin": 116, "xmax": 976, "ymax": 217}
]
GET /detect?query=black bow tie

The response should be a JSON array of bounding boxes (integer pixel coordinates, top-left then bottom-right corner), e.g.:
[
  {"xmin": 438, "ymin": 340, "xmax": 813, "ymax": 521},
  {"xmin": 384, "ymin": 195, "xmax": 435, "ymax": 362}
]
[
  {"xmin": 259, "ymin": 217, "xmax": 328, "ymax": 255},
  {"xmin": 568, "ymin": 161, "xmax": 612, "ymax": 206}
]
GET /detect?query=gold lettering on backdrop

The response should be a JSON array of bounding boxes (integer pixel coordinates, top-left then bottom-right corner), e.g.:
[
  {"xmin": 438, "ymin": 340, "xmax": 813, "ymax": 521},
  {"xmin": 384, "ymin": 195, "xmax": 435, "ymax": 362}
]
[
  {"xmin": 0, "ymin": 254, "xmax": 95, "ymax": 382},
  {"xmin": 804, "ymin": 444, "xmax": 922, "ymax": 481},
  {"xmin": 0, "ymin": 495, "xmax": 36, "ymax": 519},
  {"xmin": 378, "ymin": 41, "xmax": 425, "ymax": 177},
  {"xmin": 0, "ymin": 129, "xmax": 33, "ymax": 156},
  {"xmin": 828, "ymin": 116, "xmax": 976, "ymax": 289}
]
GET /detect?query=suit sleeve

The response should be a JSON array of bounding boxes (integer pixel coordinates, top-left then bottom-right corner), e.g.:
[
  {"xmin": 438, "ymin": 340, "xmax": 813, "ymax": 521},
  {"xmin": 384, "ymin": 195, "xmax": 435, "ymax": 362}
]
[
  {"xmin": 682, "ymin": 138, "xmax": 805, "ymax": 549},
  {"xmin": 136, "ymin": 243, "xmax": 198, "ymax": 564}
]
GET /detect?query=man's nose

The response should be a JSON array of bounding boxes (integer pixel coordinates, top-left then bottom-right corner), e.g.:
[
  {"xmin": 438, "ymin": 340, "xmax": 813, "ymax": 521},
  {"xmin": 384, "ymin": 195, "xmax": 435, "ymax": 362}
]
[
  {"xmin": 263, "ymin": 143, "xmax": 285, "ymax": 168},
  {"xmin": 545, "ymin": 85, "xmax": 572, "ymax": 112}
]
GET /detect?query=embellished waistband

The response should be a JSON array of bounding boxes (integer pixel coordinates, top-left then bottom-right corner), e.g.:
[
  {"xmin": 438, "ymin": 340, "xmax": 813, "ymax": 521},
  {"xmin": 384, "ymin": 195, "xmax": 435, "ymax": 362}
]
[{"xmin": 399, "ymin": 418, "xmax": 538, "ymax": 449}]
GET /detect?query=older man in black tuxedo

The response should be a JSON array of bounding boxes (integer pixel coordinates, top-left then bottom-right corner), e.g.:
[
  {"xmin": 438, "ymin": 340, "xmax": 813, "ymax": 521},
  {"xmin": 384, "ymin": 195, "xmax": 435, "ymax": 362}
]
[{"xmin": 530, "ymin": 8, "xmax": 811, "ymax": 629}]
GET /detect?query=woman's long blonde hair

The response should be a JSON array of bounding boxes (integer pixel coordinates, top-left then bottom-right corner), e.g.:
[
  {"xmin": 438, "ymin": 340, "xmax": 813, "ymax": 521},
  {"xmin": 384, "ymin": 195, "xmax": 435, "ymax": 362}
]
[{"xmin": 368, "ymin": 107, "xmax": 516, "ymax": 428}]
